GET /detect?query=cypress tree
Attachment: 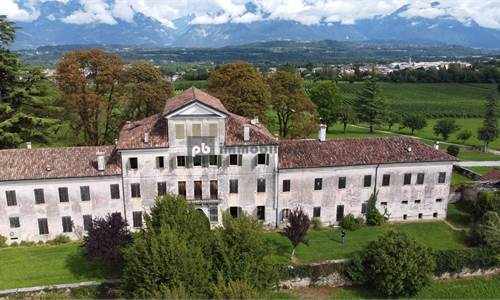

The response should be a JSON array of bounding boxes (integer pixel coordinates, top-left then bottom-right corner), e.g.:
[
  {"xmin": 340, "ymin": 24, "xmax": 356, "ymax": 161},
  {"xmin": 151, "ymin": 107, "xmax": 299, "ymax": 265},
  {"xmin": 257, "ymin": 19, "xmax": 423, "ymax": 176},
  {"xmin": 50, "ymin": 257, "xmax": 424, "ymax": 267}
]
[
  {"xmin": 354, "ymin": 78, "xmax": 386, "ymax": 133},
  {"xmin": 478, "ymin": 94, "xmax": 499, "ymax": 151}
]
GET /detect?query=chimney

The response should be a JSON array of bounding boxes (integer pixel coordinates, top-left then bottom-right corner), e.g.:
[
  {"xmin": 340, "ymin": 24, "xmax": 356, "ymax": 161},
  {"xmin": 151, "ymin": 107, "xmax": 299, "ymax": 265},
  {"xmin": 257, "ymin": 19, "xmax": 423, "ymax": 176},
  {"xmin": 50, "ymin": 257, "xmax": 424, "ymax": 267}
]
[
  {"xmin": 96, "ymin": 151, "xmax": 105, "ymax": 172},
  {"xmin": 144, "ymin": 132, "xmax": 149, "ymax": 144},
  {"xmin": 251, "ymin": 116, "xmax": 259, "ymax": 125},
  {"xmin": 243, "ymin": 124, "xmax": 251, "ymax": 142},
  {"xmin": 26, "ymin": 142, "xmax": 32, "ymax": 149},
  {"xmin": 434, "ymin": 141, "xmax": 440, "ymax": 150},
  {"xmin": 318, "ymin": 124, "xmax": 327, "ymax": 142}
]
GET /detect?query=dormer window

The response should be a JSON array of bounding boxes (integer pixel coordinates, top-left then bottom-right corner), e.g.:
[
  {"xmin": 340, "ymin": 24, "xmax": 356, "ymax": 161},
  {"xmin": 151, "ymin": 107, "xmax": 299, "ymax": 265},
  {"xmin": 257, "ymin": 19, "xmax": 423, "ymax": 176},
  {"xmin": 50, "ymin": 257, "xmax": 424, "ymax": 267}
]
[
  {"xmin": 192, "ymin": 123, "xmax": 201, "ymax": 137},
  {"xmin": 175, "ymin": 124, "xmax": 185, "ymax": 139},
  {"xmin": 208, "ymin": 123, "xmax": 218, "ymax": 137}
]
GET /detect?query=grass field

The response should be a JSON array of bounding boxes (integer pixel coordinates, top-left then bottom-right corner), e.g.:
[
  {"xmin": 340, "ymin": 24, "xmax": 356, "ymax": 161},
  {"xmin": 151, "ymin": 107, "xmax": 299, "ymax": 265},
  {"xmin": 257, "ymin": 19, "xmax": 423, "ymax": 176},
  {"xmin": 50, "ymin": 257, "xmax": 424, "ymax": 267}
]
[
  {"xmin": 467, "ymin": 166, "xmax": 496, "ymax": 175},
  {"xmin": 458, "ymin": 151, "xmax": 500, "ymax": 161},
  {"xmin": 0, "ymin": 243, "xmax": 104, "ymax": 290},
  {"xmin": 265, "ymin": 221, "xmax": 466, "ymax": 264},
  {"xmin": 339, "ymin": 82, "xmax": 496, "ymax": 118},
  {"xmin": 446, "ymin": 203, "xmax": 472, "ymax": 229}
]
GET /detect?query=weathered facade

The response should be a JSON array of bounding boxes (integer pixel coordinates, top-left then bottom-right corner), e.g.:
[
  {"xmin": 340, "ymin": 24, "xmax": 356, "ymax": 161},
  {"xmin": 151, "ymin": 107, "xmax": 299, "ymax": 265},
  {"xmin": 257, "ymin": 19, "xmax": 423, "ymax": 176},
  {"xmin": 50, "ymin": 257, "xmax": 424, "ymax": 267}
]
[{"xmin": 0, "ymin": 88, "xmax": 456, "ymax": 243}]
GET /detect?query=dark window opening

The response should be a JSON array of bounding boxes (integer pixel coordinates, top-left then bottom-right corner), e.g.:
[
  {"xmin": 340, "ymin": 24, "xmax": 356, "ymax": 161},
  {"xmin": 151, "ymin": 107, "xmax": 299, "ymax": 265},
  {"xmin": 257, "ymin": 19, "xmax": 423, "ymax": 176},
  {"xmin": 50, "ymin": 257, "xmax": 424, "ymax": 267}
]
[
  {"xmin": 438, "ymin": 172, "xmax": 446, "ymax": 184},
  {"xmin": 157, "ymin": 181, "xmax": 167, "ymax": 196},
  {"xmin": 338, "ymin": 177, "xmax": 347, "ymax": 189},
  {"xmin": 417, "ymin": 173, "xmax": 425, "ymax": 185},
  {"xmin": 229, "ymin": 179, "xmax": 238, "ymax": 194},
  {"xmin": 209, "ymin": 155, "xmax": 218, "ymax": 166},
  {"xmin": 381, "ymin": 202, "xmax": 388, "ymax": 206},
  {"xmin": 257, "ymin": 206, "xmax": 265, "ymax": 220},
  {"xmin": 257, "ymin": 153, "xmax": 267, "ymax": 165},
  {"xmin": 38, "ymin": 218, "xmax": 48, "ymax": 235},
  {"xmin": 58, "ymin": 187, "xmax": 69, "ymax": 203},
  {"xmin": 402, "ymin": 200, "xmax": 408, "ymax": 204},
  {"xmin": 364, "ymin": 175, "xmax": 372, "ymax": 187},
  {"xmin": 415, "ymin": 199, "xmax": 421, "ymax": 204},
  {"xmin": 156, "ymin": 156, "xmax": 165, "ymax": 169},
  {"xmin": 229, "ymin": 154, "xmax": 239, "ymax": 165},
  {"xmin": 257, "ymin": 178, "xmax": 266, "ymax": 193},
  {"xmin": 194, "ymin": 181, "xmax": 202, "ymax": 200},
  {"xmin": 433, "ymin": 212, "xmax": 438, "ymax": 218},
  {"xmin": 80, "ymin": 186, "xmax": 90, "ymax": 201},
  {"xmin": 418, "ymin": 213, "xmax": 423, "ymax": 219},
  {"xmin": 210, "ymin": 180, "xmax": 218, "ymax": 200},
  {"xmin": 129, "ymin": 157, "xmax": 138, "ymax": 169},
  {"xmin": 209, "ymin": 207, "xmax": 218, "ymax": 222},
  {"xmin": 6, "ymin": 190, "xmax": 17, "ymax": 206},
  {"xmin": 131, "ymin": 183, "xmax": 141, "ymax": 198},
  {"xmin": 436, "ymin": 198, "xmax": 443, "ymax": 203},
  {"xmin": 193, "ymin": 156, "xmax": 202, "ymax": 166},
  {"xmin": 282, "ymin": 179, "xmax": 291, "ymax": 192},
  {"xmin": 361, "ymin": 203, "xmax": 368, "ymax": 214},
  {"xmin": 133, "ymin": 211, "xmax": 143, "ymax": 228},
  {"xmin": 62, "ymin": 216, "xmax": 72, "ymax": 233},
  {"xmin": 403, "ymin": 214, "xmax": 407, "ymax": 220},
  {"xmin": 177, "ymin": 156, "xmax": 186, "ymax": 167},
  {"xmin": 404, "ymin": 173, "xmax": 412, "ymax": 185},
  {"xmin": 34, "ymin": 188, "xmax": 45, "ymax": 204},
  {"xmin": 314, "ymin": 207, "xmax": 322, "ymax": 218},
  {"xmin": 314, "ymin": 178, "xmax": 323, "ymax": 190},
  {"xmin": 83, "ymin": 215, "xmax": 92, "ymax": 231},
  {"xmin": 336, "ymin": 205, "xmax": 344, "ymax": 221},
  {"xmin": 230, "ymin": 206, "xmax": 242, "ymax": 218},
  {"xmin": 9, "ymin": 217, "xmax": 20, "ymax": 228},
  {"xmin": 178, "ymin": 181, "xmax": 186, "ymax": 198},
  {"xmin": 382, "ymin": 174, "xmax": 391, "ymax": 186},
  {"xmin": 110, "ymin": 184, "xmax": 120, "ymax": 199}
]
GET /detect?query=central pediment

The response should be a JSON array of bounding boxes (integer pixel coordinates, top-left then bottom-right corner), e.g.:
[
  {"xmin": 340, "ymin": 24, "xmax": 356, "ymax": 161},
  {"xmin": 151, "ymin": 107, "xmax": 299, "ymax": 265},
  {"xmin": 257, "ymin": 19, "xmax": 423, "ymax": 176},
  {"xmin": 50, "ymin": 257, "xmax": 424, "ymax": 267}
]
[{"xmin": 165, "ymin": 101, "xmax": 228, "ymax": 119}]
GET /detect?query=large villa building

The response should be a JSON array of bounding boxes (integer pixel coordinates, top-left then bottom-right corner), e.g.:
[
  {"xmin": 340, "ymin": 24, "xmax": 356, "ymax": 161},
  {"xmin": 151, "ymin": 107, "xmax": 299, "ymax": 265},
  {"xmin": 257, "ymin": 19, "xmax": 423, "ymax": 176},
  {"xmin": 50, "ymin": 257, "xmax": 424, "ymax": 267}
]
[{"xmin": 0, "ymin": 87, "xmax": 456, "ymax": 242}]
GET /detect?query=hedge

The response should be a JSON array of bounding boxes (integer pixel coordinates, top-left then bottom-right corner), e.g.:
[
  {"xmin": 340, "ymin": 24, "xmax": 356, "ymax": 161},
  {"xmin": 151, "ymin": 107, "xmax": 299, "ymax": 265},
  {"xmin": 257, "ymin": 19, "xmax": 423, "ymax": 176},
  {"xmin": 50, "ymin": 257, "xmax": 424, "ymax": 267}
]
[{"xmin": 432, "ymin": 248, "xmax": 499, "ymax": 276}]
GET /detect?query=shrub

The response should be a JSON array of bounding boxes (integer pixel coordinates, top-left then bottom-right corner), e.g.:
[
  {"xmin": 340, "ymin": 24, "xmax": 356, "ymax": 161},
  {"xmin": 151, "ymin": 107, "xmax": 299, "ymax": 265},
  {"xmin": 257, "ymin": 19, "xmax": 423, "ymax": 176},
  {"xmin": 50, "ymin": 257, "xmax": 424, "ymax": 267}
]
[
  {"xmin": 37, "ymin": 240, "xmax": 45, "ymax": 246},
  {"xmin": 20, "ymin": 240, "xmax": 35, "ymax": 247},
  {"xmin": 469, "ymin": 211, "xmax": 500, "ymax": 249},
  {"xmin": 0, "ymin": 235, "xmax": 7, "ymax": 248},
  {"xmin": 311, "ymin": 217, "xmax": 322, "ymax": 230},
  {"xmin": 447, "ymin": 145, "xmax": 460, "ymax": 157},
  {"xmin": 365, "ymin": 192, "xmax": 385, "ymax": 226},
  {"xmin": 10, "ymin": 241, "xmax": 18, "ymax": 247},
  {"xmin": 345, "ymin": 231, "xmax": 435, "ymax": 297},
  {"xmin": 471, "ymin": 191, "xmax": 500, "ymax": 221},
  {"xmin": 433, "ymin": 248, "xmax": 499, "ymax": 276},
  {"xmin": 47, "ymin": 234, "xmax": 71, "ymax": 245},
  {"xmin": 341, "ymin": 214, "xmax": 364, "ymax": 231}
]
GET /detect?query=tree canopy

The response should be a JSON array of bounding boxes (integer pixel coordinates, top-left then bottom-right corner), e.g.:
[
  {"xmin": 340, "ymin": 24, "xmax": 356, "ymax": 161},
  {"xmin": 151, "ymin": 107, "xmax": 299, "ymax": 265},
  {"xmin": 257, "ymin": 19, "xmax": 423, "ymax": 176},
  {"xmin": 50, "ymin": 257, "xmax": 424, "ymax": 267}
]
[
  {"xmin": 478, "ymin": 94, "xmax": 499, "ymax": 150},
  {"xmin": 307, "ymin": 80, "xmax": 341, "ymax": 127},
  {"xmin": 354, "ymin": 79, "xmax": 385, "ymax": 133}
]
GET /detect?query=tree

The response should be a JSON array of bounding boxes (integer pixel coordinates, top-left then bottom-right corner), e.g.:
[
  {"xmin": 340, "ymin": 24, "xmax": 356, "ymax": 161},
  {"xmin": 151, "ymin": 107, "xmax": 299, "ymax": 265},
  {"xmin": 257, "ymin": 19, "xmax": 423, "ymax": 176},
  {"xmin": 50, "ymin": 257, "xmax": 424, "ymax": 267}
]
[
  {"xmin": 337, "ymin": 103, "xmax": 357, "ymax": 133},
  {"xmin": 207, "ymin": 61, "xmax": 269, "ymax": 119},
  {"xmin": 434, "ymin": 118, "xmax": 460, "ymax": 140},
  {"xmin": 457, "ymin": 129, "xmax": 472, "ymax": 144},
  {"xmin": 122, "ymin": 195, "xmax": 213, "ymax": 298},
  {"xmin": 385, "ymin": 111, "xmax": 401, "ymax": 131},
  {"xmin": 447, "ymin": 145, "xmax": 460, "ymax": 157},
  {"xmin": 122, "ymin": 61, "xmax": 173, "ymax": 121},
  {"xmin": 365, "ymin": 192, "xmax": 384, "ymax": 226},
  {"xmin": 471, "ymin": 191, "xmax": 500, "ymax": 221},
  {"xmin": 0, "ymin": 16, "xmax": 60, "ymax": 149},
  {"xmin": 56, "ymin": 49, "xmax": 125, "ymax": 145},
  {"xmin": 354, "ymin": 79, "xmax": 385, "ymax": 133},
  {"xmin": 401, "ymin": 113, "xmax": 427, "ymax": 135},
  {"xmin": 470, "ymin": 211, "xmax": 500, "ymax": 250},
  {"xmin": 268, "ymin": 70, "xmax": 316, "ymax": 137},
  {"xmin": 346, "ymin": 231, "xmax": 435, "ymax": 297},
  {"xmin": 82, "ymin": 213, "xmax": 132, "ymax": 272},
  {"xmin": 307, "ymin": 80, "xmax": 341, "ymax": 127},
  {"xmin": 478, "ymin": 94, "xmax": 499, "ymax": 151},
  {"xmin": 282, "ymin": 207, "xmax": 311, "ymax": 259}
]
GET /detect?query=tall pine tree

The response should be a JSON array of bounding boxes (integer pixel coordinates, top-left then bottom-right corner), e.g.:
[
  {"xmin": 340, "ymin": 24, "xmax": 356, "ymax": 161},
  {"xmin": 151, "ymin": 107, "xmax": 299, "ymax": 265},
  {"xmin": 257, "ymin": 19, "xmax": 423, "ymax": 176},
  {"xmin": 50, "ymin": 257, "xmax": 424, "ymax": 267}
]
[
  {"xmin": 354, "ymin": 79, "xmax": 385, "ymax": 133},
  {"xmin": 0, "ymin": 15, "xmax": 60, "ymax": 149},
  {"xmin": 478, "ymin": 94, "xmax": 499, "ymax": 151}
]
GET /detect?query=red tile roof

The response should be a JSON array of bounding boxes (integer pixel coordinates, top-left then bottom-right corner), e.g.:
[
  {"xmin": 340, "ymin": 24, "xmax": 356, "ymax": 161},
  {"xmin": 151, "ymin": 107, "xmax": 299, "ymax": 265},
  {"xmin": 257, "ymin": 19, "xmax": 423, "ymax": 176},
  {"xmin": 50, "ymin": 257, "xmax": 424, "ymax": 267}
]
[
  {"xmin": 278, "ymin": 136, "xmax": 457, "ymax": 169},
  {"xmin": 225, "ymin": 113, "xmax": 277, "ymax": 146},
  {"xmin": 0, "ymin": 146, "xmax": 121, "ymax": 181},
  {"xmin": 116, "ymin": 113, "xmax": 168, "ymax": 150},
  {"xmin": 164, "ymin": 87, "xmax": 229, "ymax": 115},
  {"xmin": 480, "ymin": 169, "xmax": 500, "ymax": 181}
]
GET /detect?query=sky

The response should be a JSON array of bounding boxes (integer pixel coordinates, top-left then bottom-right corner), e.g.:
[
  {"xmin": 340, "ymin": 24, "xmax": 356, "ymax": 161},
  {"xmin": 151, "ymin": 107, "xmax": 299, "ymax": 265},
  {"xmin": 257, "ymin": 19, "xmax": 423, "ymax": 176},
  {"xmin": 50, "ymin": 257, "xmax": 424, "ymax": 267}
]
[{"xmin": 2, "ymin": 0, "xmax": 500, "ymax": 30}]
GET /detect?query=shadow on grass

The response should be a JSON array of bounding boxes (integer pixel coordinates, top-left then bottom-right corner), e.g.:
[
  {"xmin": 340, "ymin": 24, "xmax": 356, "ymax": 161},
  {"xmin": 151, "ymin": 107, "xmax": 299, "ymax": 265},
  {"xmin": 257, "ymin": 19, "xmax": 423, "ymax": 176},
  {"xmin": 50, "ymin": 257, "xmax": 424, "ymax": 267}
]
[{"xmin": 65, "ymin": 247, "xmax": 106, "ymax": 280}]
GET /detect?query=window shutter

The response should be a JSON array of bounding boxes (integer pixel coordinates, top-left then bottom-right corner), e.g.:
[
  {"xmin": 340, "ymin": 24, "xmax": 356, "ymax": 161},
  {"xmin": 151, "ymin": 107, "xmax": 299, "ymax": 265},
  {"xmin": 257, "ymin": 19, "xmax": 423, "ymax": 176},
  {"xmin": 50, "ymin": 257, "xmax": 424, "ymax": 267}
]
[
  {"xmin": 217, "ymin": 155, "xmax": 222, "ymax": 167},
  {"xmin": 169, "ymin": 157, "xmax": 176, "ymax": 169},
  {"xmin": 186, "ymin": 156, "xmax": 193, "ymax": 168},
  {"xmin": 237, "ymin": 154, "xmax": 243, "ymax": 166},
  {"xmin": 202, "ymin": 155, "xmax": 209, "ymax": 168},
  {"xmin": 265, "ymin": 153, "xmax": 270, "ymax": 165}
]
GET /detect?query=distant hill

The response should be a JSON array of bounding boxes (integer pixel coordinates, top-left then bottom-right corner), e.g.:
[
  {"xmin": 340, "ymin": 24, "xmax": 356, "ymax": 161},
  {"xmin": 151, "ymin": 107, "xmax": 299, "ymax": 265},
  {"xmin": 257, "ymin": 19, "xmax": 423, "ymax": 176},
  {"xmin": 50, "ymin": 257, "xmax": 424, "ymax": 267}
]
[{"xmin": 11, "ymin": 0, "xmax": 500, "ymax": 50}]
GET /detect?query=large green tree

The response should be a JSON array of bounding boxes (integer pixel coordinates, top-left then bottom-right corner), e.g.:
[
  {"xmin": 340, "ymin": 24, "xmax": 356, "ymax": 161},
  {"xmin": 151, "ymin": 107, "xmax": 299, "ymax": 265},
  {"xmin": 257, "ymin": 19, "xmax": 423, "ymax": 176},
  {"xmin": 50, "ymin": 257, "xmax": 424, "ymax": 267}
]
[
  {"xmin": 354, "ymin": 79, "xmax": 385, "ymax": 133},
  {"xmin": 122, "ymin": 60, "xmax": 173, "ymax": 121},
  {"xmin": 268, "ymin": 70, "xmax": 316, "ymax": 137},
  {"xmin": 0, "ymin": 15, "xmax": 60, "ymax": 149},
  {"xmin": 434, "ymin": 118, "xmax": 460, "ymax": 141},
  {"xmin": 307, "ymin": 80, "xmax": 341, "ymax": 128},
  {"xmin": 478, "ymin": 94, "xmax": 499, "ymax": 151},
  {"xmin": 401, "ymin": 113, "xmax": 427, "ymax": 135},
  {"xmin": 207, "ymin": 61, "xmax": 269, "ymax": 119}
]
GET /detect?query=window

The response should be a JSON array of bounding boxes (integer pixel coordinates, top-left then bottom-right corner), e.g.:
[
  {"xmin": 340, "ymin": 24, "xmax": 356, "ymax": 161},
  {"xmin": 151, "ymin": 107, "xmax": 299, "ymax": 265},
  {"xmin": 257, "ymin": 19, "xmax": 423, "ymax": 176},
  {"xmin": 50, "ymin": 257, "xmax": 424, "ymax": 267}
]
[
  {"xmin": 381, "ymin": 202, "xmax": 388, "ymax": 206},
  {"xmin": 38, "ymin": 218, "xmax": 49, "ymax": 235},
  {"xmin": 83, "ymin": 215, "xmax": 92, "ymax": 231},
  {"xmin": 229, "ymin": 179, "xmax": 239, "ymax": 194},
  {"xmin": 178, "ymin": 181, "xmax": 186, "ymax": 198},
  {"xmin": 257, "ymin": 153, "xmax": 267, "ymax": 165},
  {"xmin": 9, "ymin": 217, "xmax": 20, "ymax": 228},
  {"xmin": 129, "ymin": 157, "xmax": 138, "ymax": 169},
  {"xmin": 417, "ymin": 173, "xmax": 425, "ymax": 185},
  {"xmin": 62, "ymin": 216, "xmax": 72, "ymax": 233},
  {"xmin": 402, "ymin": 200, "xmax": 408, "ymax": 204},
  {"xmin": 438, "ymin": 172, "xmax": 446, "ymax": 183},
  {"xmin": 193, "ymin": 156, "xmax": 202, "ymax": 166},
  {"xmin": 131, "ymin": 183, "xmax": 141, "ymax": 198},
  {"xmin": 209, "ymin": 207, "xmax": 218, "ymax": 222},
  {"xmin": 230, "ymin": 206, "xmax": 242, "ymax": 218},
  {"xmin": 336, "ymin": 205, "xmax": 344, "ymax": 221},
  {"xmin": 175, "ymin": 124, "xmax": 185, "ymax": 139},
  {"xmin": 210, "ymin": 180, "xmax": 218, "ymax": 200},
  {"xmin": 314, "ymin": 207, "xmax": 321, "ymax": 218},
  {"xmin": 208, "ymin": 123, "xmax": 218, "ymax": 137},
  {"xmin": 209, "ymin": 155, "xmax": 218, "ymax": 166},
  {"xmin": 229, "ymin": 154, "xmax": 239, "ymax": 165},
  {"xmin": 338, "ymin": 177, "xmax": 347, "ymax": 189},
  {"xmin": 361, "ymin": 202, "xmax": 368, "ymax": 214},
  {"xmin": 418, "ymin": 213, "xmax": 423, "ymax": 219},
  {"xmin": 177, "ymin": 156, "xmax": 186, "ymax": 167},
  {"xmin": 133, "ymin": 211, "xmax": 143, "ymax": 228},
  {"xmin": 404, "ymin": 173, "xmax": 412, "ymax": 185},
  {"xmin": 80, "ymin": 186, "xmax": 90, "ymax": 201},
  {"xmin": 414, "ymin": 199, "xmax": 421, "ymax": 204},
  {"xmin": 282, "ymin": 179, "xmax": 291, "ymax": 192},
  {"xmin": 436, "ymin": 198, "xmax": 443, "ymax": 203},
  {"xmin": 34, "ymin": 188, "xmax": 45, "ymax": 204},
  {"xmin": 363, "ymin": 175, "xmax": 372, "ymax": 187},
  {"xmin": 257, "ymin": 206, "xmax": 265, "ymax": 220},
  {"xmin": 157, "ymin": 181, "xmax": 167, "ymax": 196},
  {"xmin": 58, "ymin": 187, "xmax": 69, "ymax": 203},
  {"xmin": 257, "ymin": 178, "xmax": 266, "ymax": 193},
  {"xmin": 382, "ymin": 174, "xmax": 391, "ymax": 186},
  {"xmin": 314, "ymin": 178, "xmax": 323, "ymax": 191},
  {"xmin": 192, "ymin": 123, "xmax": 201, "ymax": 136},
  {"xmin": 156, "ymin": 156, "xmax": 165, "ymax": 169},
  {"xmin": 6, "ymin": 190, "xmax": 16, "ymax": 206},
  {"xmin": 282, "ymin": 209, "xmax": 290, "ymax": 221},
  {"xmin": 403, "ymin": 214, "xmax": 407, "ymax": 220},
  {"xmin": 110, "ymin": 184, "xmax": 120, "ymax": 199},
  {"xmin": 433, "ymin": 212, "xmax": 438, "ymax": 218},
  {"xmin": 194, "ymin": 181, "xmax": 202, "ymax": 200}
]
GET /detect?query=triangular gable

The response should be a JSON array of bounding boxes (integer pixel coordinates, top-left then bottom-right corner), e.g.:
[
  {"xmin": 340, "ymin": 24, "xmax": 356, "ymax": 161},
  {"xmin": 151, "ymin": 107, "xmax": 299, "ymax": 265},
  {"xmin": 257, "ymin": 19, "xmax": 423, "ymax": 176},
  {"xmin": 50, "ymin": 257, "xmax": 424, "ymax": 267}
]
[{"xmin": 165, "ymin": 101, "xmax": 227, "ymax": 118}]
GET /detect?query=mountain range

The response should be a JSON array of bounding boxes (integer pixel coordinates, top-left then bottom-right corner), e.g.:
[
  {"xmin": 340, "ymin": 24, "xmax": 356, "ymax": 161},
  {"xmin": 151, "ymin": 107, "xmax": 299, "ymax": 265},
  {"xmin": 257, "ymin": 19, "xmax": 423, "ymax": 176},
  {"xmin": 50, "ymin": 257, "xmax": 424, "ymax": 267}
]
[{"xmin": 11, "ymin": 1, "xmax": 500, "ymax": 50}]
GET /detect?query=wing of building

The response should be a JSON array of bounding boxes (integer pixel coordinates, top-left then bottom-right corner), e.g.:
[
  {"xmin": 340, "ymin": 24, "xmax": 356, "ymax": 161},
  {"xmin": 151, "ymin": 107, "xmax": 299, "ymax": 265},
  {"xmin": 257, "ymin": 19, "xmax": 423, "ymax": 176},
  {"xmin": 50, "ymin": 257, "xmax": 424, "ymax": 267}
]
[{"xmin": 0, "ymin": 87, "xmax": 457, "ymax": 242}]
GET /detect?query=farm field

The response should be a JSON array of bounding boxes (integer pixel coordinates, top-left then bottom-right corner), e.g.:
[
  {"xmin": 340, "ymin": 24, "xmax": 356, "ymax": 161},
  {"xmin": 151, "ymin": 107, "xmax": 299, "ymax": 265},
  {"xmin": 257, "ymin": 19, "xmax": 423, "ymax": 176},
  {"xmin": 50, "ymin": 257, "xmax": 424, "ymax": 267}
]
[{"xmin": 458, "ymin": 151, "xmax": 500, "ymax": 161}]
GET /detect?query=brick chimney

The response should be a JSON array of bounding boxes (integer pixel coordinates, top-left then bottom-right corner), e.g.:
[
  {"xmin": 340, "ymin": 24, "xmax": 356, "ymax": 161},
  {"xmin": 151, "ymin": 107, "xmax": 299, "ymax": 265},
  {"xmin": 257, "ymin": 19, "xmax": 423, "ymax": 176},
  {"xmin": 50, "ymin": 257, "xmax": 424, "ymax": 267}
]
[
  {"xmin": 243, "ymin": 124, "xmax": 250, "ymax": 142},
  {"xmin": 319, "ymin": 124, "xmax": 327, "ymax": 142},
  {"xmin": 96, "ymin": 151, "xmax": 105, "ymax": 172}
]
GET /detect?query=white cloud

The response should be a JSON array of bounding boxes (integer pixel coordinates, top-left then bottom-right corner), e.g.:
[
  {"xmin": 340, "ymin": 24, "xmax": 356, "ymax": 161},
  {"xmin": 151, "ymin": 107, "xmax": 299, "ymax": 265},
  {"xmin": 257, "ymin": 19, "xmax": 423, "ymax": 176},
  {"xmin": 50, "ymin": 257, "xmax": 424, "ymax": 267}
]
[{"xmin": 3, "ymin": 0, "xmax": 500, "ymax": 30}]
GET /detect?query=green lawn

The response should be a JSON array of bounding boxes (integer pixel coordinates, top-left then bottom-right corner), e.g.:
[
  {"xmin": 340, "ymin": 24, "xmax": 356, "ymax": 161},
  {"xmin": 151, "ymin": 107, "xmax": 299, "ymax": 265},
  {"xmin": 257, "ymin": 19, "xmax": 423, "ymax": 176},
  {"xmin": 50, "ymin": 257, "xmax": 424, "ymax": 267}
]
[
  {"xmin": 446, "ymin": 203, "xmax": 472, "ymax": 229},
  {"xmin": 467, "ymin": 166, "xmax": 496, "ymax": 175},
  {"xmin": 458, "ymin": 151, "xmax": 500, "ymax": 161},
  {"xmin": 326, "ymin": 124, "xmax": 393, "ymax": 139},
  {"xmin": 451, "ymin": 171, "xmax": 474, "ymax": 186},
  {"xmin": 329, "ymin": 275, "xmax": 500, "ymax": 299},
  {"xmin": 265, "ymin": 221, "xmax": 466, "ymax": 264},
  {"xmin": 0, "ymin": 243, "xmax": 104, "ymax": 290}
]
